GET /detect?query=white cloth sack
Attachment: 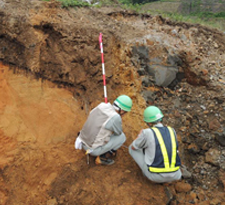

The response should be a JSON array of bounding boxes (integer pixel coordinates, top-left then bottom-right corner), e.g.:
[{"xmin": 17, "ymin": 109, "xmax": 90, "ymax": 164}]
[{"xmin": 75, "ymin": 136, "xmax": 82, "ymax": 150}]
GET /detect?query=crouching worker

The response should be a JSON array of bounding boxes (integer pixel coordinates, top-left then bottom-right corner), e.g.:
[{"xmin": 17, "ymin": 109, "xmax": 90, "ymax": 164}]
[
  {"xmin": 75, "ymin": 95, "xmax": 132, "ymax": 165},
  {"xmin": 129, "ymin": 106, "xmax": 182, "ymax": 183}
]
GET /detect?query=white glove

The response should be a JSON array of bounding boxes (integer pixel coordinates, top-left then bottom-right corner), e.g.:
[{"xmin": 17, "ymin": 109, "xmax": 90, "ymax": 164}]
[{"xmin": 74, "ymin": 136, "xmax": 82, "ymax": 150}]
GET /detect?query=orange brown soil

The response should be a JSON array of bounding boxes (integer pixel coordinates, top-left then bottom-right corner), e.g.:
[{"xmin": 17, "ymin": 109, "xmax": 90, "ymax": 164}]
[{"xmin": 1, "ymin": 0, "xmax": 225, "ymax": 204}]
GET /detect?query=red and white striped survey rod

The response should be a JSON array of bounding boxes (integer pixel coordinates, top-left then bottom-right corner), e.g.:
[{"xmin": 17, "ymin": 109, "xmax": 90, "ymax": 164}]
[{"xmin": 99, "ymin": 33, "xmax": 108, "ymax": 103}]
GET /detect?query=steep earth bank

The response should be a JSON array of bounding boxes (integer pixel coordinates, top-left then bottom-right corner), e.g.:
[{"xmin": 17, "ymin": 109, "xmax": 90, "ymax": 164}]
[{"xmin": 0, "ymin": 0, "xmax": 225, "ymax": 204}]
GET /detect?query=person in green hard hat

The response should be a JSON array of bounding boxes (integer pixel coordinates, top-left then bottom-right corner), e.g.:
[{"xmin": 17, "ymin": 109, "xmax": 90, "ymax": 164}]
[
  {"xmin": 129, "ymin": 106, "xmax": 182, "ymax": 183},
  {"xmin": 75, "ymin": 95, "xmax": 132, "ymax": 165}
]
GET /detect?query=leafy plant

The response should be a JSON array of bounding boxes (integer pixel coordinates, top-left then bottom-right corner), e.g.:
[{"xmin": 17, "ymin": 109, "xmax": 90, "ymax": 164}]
[
  {"xmin": 215, "ymin": 11, "xmax": 225, "ymax": 18},
  {"xmin": 56, "ymin": 0, "xmax": 90, "ymax": 8}
]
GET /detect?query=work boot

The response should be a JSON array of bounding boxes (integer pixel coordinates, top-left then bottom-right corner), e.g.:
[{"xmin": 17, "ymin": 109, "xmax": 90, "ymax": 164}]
[
  {"xmin": 106, "ymin": 149, "xmax": 117, "ymax": 158},
  {"xmin": 95, "ymin": 154, "xmax": 115, "ymax": 165}
]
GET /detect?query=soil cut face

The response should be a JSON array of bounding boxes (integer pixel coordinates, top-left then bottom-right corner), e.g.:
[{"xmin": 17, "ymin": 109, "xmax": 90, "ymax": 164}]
[{"xmin": 1, "ymin": 0, "xmax": 225, "ymax": 204}]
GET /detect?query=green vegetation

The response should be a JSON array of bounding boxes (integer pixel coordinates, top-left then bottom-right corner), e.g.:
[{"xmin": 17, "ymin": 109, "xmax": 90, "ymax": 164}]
[
  {"xmin": 195, "ymin": 11, "xmax": 225, "ymax": 18},
  {"xmin": 125, "ymin": 0, "xmax": 225, "ymax": 31},
  {"xmin": 43, "ymin": 0, "xmax": 90, "ymax": 8},
  {"xmin": 43, "ymin": 0, "xmax": 225, "ymax": 31},
  {"xmin": 44, "ymin": 0, "xmax": 120, "ymax": 8},
  {"xmin": 159, "ymin": 12, "xmax": 225, "ymax": 31},
  {"xmin": 58, "ymin": 0, "xmax": 90, "ymax": 8}
]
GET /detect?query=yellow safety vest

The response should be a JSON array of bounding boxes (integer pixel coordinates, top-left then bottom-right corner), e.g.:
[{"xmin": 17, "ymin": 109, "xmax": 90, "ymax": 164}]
[{"xmin": 149, "ymin": 127, "xmax": 180, "ymax": 173}]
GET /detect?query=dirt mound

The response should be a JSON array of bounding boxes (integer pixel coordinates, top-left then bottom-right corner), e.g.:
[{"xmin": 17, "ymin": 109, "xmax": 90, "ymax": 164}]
[{"xmin": 1, "ymin": 0, "xmax": 225, "ymax": 204}]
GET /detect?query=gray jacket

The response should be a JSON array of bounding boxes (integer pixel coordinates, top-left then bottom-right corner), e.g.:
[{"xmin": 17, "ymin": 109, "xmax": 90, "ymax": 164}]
[{"xmin": 79, "ymin": 102, "xmax": 122, "ymax": 149}]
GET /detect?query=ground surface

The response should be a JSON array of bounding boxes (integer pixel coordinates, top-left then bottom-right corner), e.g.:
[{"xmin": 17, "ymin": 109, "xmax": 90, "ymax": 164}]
[{"xmin": 1, "ymin": 0, "xmax": 225, "ymax": 204}]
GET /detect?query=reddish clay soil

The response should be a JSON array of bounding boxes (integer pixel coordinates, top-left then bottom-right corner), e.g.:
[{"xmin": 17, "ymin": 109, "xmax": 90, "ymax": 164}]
[{"xmin": 1, "ymin": 0, "xmax": 225, "ymax": 204}]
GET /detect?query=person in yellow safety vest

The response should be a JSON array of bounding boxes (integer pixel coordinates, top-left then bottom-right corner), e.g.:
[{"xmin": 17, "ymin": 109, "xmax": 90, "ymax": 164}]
[
  {"xmin": 129, "ymin": 106, "xmax": 182, "ymax": 183},
  {"xmin": 76, "ymin": 95, "xmax": 132, "ymax": 165}
]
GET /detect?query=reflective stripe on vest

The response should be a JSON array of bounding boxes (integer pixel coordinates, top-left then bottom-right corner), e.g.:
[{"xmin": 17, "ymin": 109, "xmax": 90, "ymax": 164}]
[{"xmin": 149, "ymin": 127, "xmax": 180, "ymax": 173}]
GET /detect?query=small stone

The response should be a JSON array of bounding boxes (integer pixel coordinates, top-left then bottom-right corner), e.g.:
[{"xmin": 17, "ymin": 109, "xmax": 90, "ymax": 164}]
[
  {"xmin": 205, "ymin": 148, "xmax": 220, "ymax": 166},
  {"xmin": 200, "ymin": 69, "xmax": 208, "ymax": 76},
  {"xmin": 47, "ymin": 198, "xmax": 57, "ymax": 205},
  {"xmin": 175, "ymin": 182, "xmax": 192, "ymax": 193},
  {"xmin": 208, "ymin": 119, "xmax": 221, "ymax": 131}
]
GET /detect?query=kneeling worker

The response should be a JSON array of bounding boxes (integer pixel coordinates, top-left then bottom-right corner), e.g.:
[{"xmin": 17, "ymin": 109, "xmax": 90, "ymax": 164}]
[
  {"xmin": 76, "ymin": 95, "xmax": 132, "ymax": 165},
  {"xmin": 129, "ymin": 106, "xmax": 182, "ymax": 183}
]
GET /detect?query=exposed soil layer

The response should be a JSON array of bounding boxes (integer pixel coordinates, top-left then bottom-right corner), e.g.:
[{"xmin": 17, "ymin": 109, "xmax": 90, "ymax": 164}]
[{"xmin": 1, "ymin": 0, "xmax": 225, "ymax": 204}]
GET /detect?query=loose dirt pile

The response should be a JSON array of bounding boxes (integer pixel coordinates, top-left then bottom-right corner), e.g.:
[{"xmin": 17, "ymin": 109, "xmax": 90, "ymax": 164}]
[{"xmin": 1, "ymin": 0, "xmax": 225, "ymax": 204}]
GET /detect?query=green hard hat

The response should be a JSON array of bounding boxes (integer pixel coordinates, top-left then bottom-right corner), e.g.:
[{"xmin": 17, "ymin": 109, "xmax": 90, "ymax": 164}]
[
  {"xmin": 143, "ymin": 106, "xmax": 164, "ymax": 123},
  {"xmin": 114, "ymin": 95, "xmax": 132, "ymax": 112}
]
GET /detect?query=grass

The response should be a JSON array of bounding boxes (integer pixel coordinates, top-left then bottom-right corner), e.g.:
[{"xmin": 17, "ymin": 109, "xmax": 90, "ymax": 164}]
[
  {"xmin": 140, "ymin": 1, "xmax": 180, "ymax": 13},
  {"xmin": 58, "ymin": 0, "xmax": 90, "ymax": 8},
  {"xmin": 42, "ymin": 0, "xmax": 225, "ymax": 31},
  {"xmin": 42, "ymin": 0, "xmax": 90, "ymax": 8},
  {"xmin": 162, "ymin": 12, "xmax": 225, "ymax": 29},
  {"xmin": 136, "ymin": 1, "xmax": 225, "ymax": 32},
  {"xmin": 43, "ymin": 0, "xmax": 120, "ymax": 8},
  {"xmin": 160, "ymin": 12, "xmax": 225, "ymax": 31}
]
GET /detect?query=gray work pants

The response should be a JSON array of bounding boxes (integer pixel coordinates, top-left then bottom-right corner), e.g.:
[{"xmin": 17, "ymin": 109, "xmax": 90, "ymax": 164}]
[
  {"xmin": 129, "ymin": 145, "xmax": 182, "ymax": 183},
  {"xmin": 83, "ymin": 133, "xmax": 126, "ymax": 156}
]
